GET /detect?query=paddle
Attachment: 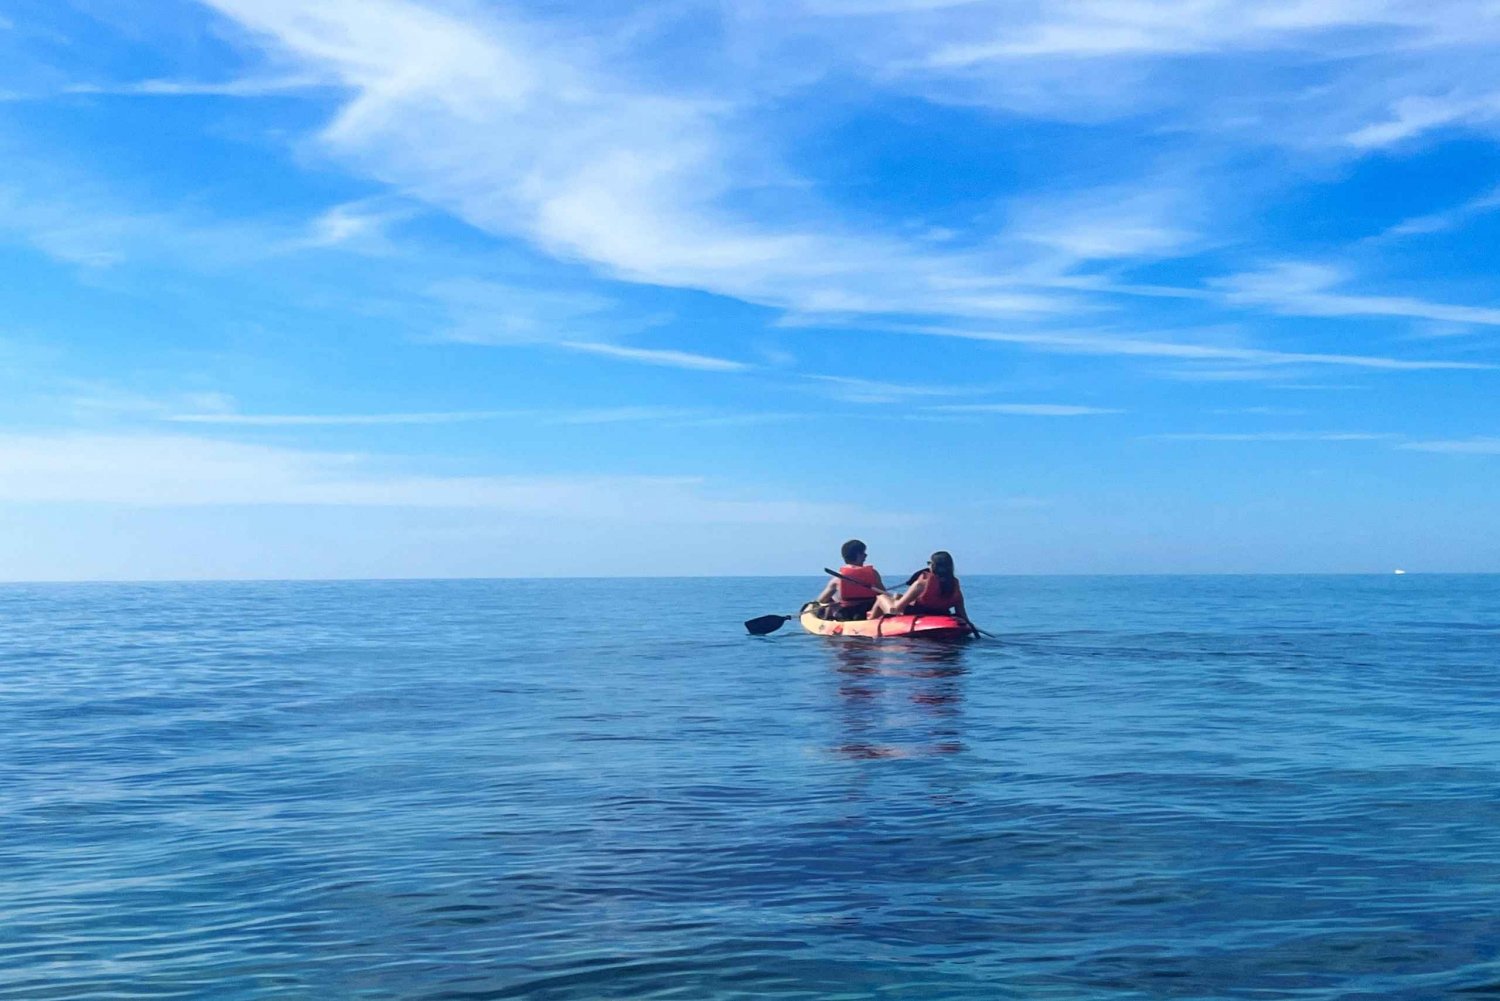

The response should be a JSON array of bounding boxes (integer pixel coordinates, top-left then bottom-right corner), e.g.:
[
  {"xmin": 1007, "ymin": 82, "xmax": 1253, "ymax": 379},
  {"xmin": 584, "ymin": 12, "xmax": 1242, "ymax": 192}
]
[
  {"xmin": 745, "ymin": 613, "xmax": 795, "ymax": 636},
  {"xmin": 744, "ymin": 567, "xmax": 885, "ymax": 635},
  {"xmin": 741, "ymin": 570, "xmax": 882, "ymax": 633},
  {"xmin": 822, "ymin": 566, "xmax": 993, "ymax": 638},
  {"xmin": 745, "ymin": 568, "xmax": 889, "ymax": 635}
]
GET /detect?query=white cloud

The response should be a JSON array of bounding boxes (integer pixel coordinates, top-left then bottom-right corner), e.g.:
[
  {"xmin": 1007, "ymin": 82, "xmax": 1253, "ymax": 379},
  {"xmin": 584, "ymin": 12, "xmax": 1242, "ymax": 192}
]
[
  {"xmin": 1398, "ymin": 437, "xmax": 1500, "ymax": 453},
  {"xmin": 924, "ymin": 3, "xmax": 1251, "ymax": 64},
  {"xmin": 197, "ymin": 0, "xmax": 1086, "ymax": 322},
  {"xmin": 425, "ymin": 278, "xmax": 623, "ymax": 346},
  {"xmin": 64, "ymin": 75, "xmax": 324, "ymax": 98},
  {"xmin": 800, "ymin": 373, "xmax": 979, "ymax": 404},
  {"xmin": 0, "ymin": 432, "xmax": 907, "ymax": 524},
  {"xmin": 735, "ymin": 0, "xmax": 1500, "ymax": 161},
  {"xmin": 167, "ymin": 406, "xmax": 712, "ymax": 426},
  {"xmin": 1148, "ymin": 431, "xmax": 1394, "ymax": 442},
  {"xmin": 169, "ymin": 410, "xmax": 515, "ymax": 426},
  {"xmin": 1346, "ymin": 93, "xmax": 1500, "ymax": 148},
  {"xmin": 1218, "ymin": 262, "xmax": 1500, "ymax": 327},
  {"xmin": 180, "ymin": 0, "xmax": 1500, "ymax": 349},
  {"xmin": 0, "ymin": 172, "xmax": 359, "ymax": 271},
  {"xmin": 898, "ymin": 321, "xmax": 1492, "ymax": 370},
  {"xmin": 557, "ymin": 340, "xmax": 751, "ymax": 371},
  {"xmin": 52, "ymin": 383, "xmax": 240, "ymax": 421},
  {"xmin": 302, "ymin": 197, "xmax": 418, "ymax": 250},
  {"xmin": 1379, "ymin": 185, "xmax": 1500, "ymax": 238},
  {"xmin": 1009, "ymin": 184, "xmax": 1199, "ymax": 261},
  {"xmin": 1046, "ymin": 276, "xmax": 1215, "ymax": 301},
  {"xmin": 931, "ymin": 402, "xmax": 1123, "ymax": 416},
  {"xmin": 15, "ymin": 0, "xmax": 1489, "ymax": 395},
  {"xmin": 0, "ymin": 183, "xmax": 142, "ymax": 267}
]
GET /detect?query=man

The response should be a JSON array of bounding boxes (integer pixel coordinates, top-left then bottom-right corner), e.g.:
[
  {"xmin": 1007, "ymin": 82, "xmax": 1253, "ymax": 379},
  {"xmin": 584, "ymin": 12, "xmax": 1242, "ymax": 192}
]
[{"xmin": 811, "ymin": 539, "xmax": 886, "ymax": 620}]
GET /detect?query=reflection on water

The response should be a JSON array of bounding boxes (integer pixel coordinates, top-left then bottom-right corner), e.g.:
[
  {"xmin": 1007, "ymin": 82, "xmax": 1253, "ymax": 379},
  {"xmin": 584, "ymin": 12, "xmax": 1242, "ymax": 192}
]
[{"xmin": 829, "ymin": 640, "xmax": 968, "ymax": 759}]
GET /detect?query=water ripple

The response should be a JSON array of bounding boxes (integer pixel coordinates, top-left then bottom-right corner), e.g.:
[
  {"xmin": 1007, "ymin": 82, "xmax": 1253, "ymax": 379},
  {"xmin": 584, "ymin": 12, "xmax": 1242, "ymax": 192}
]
[{"xmin": 1, "ymin": 576, "xmax": 1498, "ymax": 999}]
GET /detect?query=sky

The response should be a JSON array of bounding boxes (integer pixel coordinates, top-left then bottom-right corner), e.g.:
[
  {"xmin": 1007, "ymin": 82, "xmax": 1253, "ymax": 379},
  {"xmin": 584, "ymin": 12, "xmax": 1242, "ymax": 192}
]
[{"xmin": 0, "ymin": 0, "xmax": 1498, "ymax": 580}]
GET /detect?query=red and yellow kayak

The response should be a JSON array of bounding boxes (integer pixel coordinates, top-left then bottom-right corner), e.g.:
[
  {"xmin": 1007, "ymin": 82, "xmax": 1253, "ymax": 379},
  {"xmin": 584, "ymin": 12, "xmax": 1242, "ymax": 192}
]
[{"xmin": 799, "ymin": 604, "xmax": 971, "ymax": 640}]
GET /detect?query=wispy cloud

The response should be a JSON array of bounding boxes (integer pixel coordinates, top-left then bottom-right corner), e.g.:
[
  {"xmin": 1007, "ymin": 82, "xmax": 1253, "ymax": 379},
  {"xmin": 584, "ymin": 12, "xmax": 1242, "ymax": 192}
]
[
  {"xmin": 1154, "ymin": 432, "xmax": 1500, "ymax": 453},
  {"xmin": 1062, "ymin": 264, "xmax": 1500, "ymax": 340},
  {"xmin": 918, "ymin": 2, "xmax": 1425, "ymax": 65},
  {"xmin": 1147, "ymin": 432, "xmax": 1395, "ymax": 442},
  {"xmin": 185, "ymin": 0, "xmax": 1500, "ymax": 354},
  {"xmin": 800, "ymin": 373, "xmax": 978, "ymax": 404},
  {"xmin": 62, "ymin": 386, "xmax": 239, "ymax": 421},
  {"xmin": 63, "ymin": 75, "xmax": 325, "ymax": 98},
  {"xmin": 931, "ymin": 403, "xmax": 1123, "ymax": 416},
  {"xmin": 1346, "ymin": 93, "xmax": 1500, "ymax": 149},
  {"xmin": 0, "ymin": 431, "xmax": 908, "ymax": 524},
  {"xmin": 1007, "ymin": 182, "xmax": 1201, "ymax": 261},
  {"xmin": 0, "ymin": 181, "xmax": 147, "ymax": 267},
  {"xmin": 425, "ymin": 279, "xmax": 624, "ymax": 346},
  {"xmin": 557, "ymin": 341, "xmax": 751, "ymax": 372},
  {"xmin": 300, "ymin": 196, "xmax": 419, "ymax": 251},
  {"xmin": 167, "ymin": 406, "xmax": 711, "ymax": 426},
  {"xmin": 170, "ymin": 410, "xmax": 513, "ymax": 426},
  {"xmin": 87, "ymin": 0, "xmax": 1493, "ymax": 360},
  {"xmin": 0, "ymin": 171, "xmax": 386, "ymax": 271},
  {"xmin": 754, "ymin": 0, "xmax": 1500, "ymax": 154},
  {"xmin": 1398, "ymin": 437, "xmax": 1500, "ymax": 454},
  {"xmin": 196, "ymin": 0, "xmax": 1088, "ymax": 324},
  {"xmin": 897, "ymin": 322, "xmax": 1492, "ymax": 371},
  {"xmin": 1217, "ymin": 263, "xmax": 1500, "ymax": 327},
  {"xmin": 1379, "ymin": 185, "xmax": 1500, "ymax": 239}
]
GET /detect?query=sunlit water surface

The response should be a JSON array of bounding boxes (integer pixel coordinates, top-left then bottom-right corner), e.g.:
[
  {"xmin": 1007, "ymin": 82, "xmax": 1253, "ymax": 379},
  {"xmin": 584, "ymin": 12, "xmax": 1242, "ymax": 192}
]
[{"xmin": 2, "ymin": 575, "xmax": 1498, "ymax": 999}]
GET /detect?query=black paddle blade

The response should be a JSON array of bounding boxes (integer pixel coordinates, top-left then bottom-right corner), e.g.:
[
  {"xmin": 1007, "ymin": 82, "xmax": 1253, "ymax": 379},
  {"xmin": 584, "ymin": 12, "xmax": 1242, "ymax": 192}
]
[{"xmin": 745, "ymin": 613, "xmax": 792, "ymax": 635}]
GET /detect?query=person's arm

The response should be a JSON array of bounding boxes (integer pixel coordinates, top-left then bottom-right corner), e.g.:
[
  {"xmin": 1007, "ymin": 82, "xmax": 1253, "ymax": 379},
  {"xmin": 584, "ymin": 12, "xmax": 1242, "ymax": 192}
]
[
  {"xmin": 953, "ymin": 593, "xmax": 969, "ymax": 622},
  {"xmin": 814, "ymin": 579, "xmax": 837, "ymax": 604},
  {"xmin": 869, "ymin": 569, "xmax": 886, "ymax": 593},
  {"xmin": 891, "ymin": 576, "xmax": 926, "ymax": 615}
]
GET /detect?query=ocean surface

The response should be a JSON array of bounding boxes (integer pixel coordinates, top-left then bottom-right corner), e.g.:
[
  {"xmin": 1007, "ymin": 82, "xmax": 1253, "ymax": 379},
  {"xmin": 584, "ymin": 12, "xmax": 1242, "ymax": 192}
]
[{"xmin": 2, "ymin": 574, "xmax": 1498, "ymax": 1000}]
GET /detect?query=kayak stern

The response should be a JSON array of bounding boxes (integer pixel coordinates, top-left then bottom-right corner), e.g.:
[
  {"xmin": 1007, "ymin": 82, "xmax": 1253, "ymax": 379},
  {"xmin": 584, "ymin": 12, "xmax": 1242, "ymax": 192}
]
[{"xmin": 798, "ymin": 604, "xmax": 971, "ymax": 640}]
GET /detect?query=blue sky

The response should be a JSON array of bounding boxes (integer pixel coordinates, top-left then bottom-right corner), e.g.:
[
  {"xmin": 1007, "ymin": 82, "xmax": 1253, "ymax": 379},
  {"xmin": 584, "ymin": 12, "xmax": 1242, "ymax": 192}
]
[{"xmin": 1, "ymin": 0, "xmax": 1497, "ymax": 579}]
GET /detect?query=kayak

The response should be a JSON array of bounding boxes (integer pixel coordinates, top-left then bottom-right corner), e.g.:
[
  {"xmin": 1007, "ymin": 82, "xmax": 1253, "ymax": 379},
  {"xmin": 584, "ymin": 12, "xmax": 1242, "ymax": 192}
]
[{"xmin": 799, "ymin": 604, "xmax": 971, "ymax": 640}]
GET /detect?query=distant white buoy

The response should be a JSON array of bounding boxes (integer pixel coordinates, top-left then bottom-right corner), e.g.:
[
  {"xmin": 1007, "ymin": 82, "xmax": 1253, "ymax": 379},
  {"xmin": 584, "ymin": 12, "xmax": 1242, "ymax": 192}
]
[{"xmin": 1393, "ymin": 569, "xmax": 1407, "ymax": 575}]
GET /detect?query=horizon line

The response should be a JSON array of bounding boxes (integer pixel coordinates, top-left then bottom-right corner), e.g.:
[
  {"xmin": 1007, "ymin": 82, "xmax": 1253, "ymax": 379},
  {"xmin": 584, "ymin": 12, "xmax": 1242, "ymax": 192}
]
[{"xmin": 0, "ymin": 570, "xmax": 1485, "ymax": 586}]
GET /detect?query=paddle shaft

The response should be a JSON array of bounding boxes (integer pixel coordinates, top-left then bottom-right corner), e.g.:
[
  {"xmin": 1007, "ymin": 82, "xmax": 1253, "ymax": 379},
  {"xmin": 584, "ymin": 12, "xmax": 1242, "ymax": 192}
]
[{"xmin": 822, "ymin": 566, "xmax": 890, "ymax": 594}]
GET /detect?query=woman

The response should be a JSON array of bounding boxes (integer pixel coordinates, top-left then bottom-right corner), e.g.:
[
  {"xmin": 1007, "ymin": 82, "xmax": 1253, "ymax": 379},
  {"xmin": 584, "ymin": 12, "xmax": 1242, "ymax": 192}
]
[{"xmin": 870, "ymin": 551, "xmax": 968, "ymax": 622}]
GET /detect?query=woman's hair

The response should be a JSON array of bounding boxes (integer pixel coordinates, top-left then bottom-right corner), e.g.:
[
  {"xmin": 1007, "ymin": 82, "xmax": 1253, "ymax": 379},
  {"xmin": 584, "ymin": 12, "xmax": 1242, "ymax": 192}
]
[
  {"xmin": 840, "ymin": 539, "xmax": 867, "ymax": 563},
  {"xmin": 928, "ymin": 551, "xmax": 956, "ymax": 596}
]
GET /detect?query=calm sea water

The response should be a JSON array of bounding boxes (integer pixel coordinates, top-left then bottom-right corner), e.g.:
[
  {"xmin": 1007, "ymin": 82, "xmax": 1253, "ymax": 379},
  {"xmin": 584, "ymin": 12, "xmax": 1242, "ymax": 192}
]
[{"xmin": 2, "ymin": 575, "xmax": 1498, "ymax": 1000}]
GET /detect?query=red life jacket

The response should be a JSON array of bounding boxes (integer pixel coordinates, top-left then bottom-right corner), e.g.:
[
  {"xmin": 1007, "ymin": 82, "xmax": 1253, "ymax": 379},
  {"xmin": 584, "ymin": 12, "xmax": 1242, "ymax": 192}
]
[
  {"xmin": 909, "ymin": 570, "xmax": 961, "ymax": 614},
  {"xmin": 836, "ymin": 564, "xmax": 881, "ymax": 603}
]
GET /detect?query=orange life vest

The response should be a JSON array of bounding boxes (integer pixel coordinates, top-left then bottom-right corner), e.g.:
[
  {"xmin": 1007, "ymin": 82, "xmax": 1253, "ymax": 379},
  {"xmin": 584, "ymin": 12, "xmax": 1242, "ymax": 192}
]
[
  {"xmin": 909, "ymin": 570, "xmax": 961, "ymax": 614},
  {"xmin": 836, "ymin": 564, "xmax": 881, "ymax": 603}
]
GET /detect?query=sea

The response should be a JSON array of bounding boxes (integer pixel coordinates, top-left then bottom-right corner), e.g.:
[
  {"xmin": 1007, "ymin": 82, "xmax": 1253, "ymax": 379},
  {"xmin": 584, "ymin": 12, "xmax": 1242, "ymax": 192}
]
[{"xmin": 2, "ymin": 574, "xmax": 1498, "ymax": 1000}]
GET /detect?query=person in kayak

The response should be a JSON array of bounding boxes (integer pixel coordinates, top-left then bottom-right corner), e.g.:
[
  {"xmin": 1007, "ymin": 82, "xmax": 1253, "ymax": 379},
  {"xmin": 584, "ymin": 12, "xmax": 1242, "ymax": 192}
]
[
  {"xmin": 812, "ymin": 539, "xmax": 886, "ymax": 620},
  {"xmin": 870, "ymin": 550, "xmax": 968, "ymax": 621}
]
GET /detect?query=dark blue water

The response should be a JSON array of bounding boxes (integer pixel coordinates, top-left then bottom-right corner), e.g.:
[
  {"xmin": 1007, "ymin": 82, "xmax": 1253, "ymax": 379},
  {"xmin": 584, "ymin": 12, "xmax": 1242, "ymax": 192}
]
[{"xmin": 2, "ymin": 575, "xmax": 1498, "ymax": 999}]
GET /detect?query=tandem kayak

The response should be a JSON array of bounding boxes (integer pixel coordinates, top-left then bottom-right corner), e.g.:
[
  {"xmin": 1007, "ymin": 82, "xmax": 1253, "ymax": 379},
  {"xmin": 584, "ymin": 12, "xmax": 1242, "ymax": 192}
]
[{"xmin": 799, "ymin": 604, "xmax": 972, "ymax": 640}]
